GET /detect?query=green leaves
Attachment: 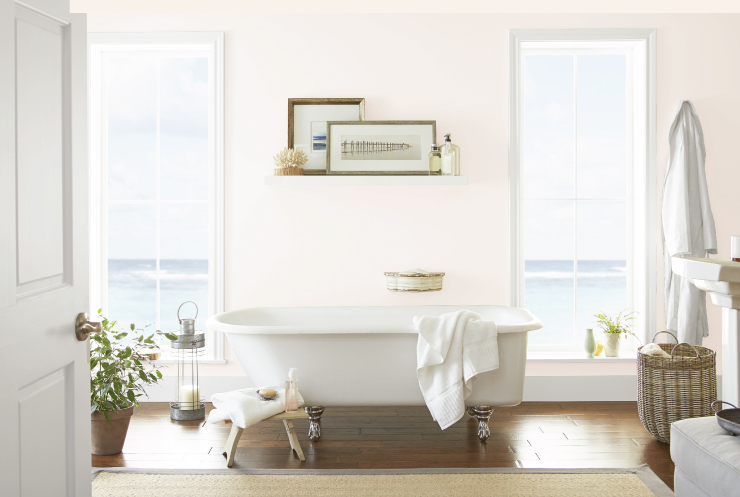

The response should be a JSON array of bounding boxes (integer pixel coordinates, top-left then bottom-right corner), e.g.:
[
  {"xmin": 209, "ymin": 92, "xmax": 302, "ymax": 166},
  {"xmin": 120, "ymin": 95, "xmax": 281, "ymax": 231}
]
[
  {"xmin": 593, "ymin": 309, "xmax": 641, "ymax": 344},
  {"xmin": 90, "ymin": 311, "xmax": 170, "ymax": 421}
]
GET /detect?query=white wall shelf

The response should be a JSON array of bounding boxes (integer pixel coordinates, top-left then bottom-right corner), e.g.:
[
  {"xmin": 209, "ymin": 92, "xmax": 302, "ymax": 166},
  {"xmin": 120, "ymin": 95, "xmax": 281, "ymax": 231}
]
[{"xmin": 265, "ymin": 175, "xmax": 468, "ymax": 186}]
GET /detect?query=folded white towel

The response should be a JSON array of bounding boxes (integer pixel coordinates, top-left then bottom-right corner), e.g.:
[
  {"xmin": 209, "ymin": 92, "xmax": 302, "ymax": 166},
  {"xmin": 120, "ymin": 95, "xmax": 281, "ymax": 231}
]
[
  {"xmin": 415, "ymin": 310, "xmax": 499, "ymax": 430},
  {"xmin": 208, "ymin": 387, "xmax": 305, "ymax": 429},
  {"xmin": 641, "ymin": 343, "xmax": 672, "ymax": 358}
]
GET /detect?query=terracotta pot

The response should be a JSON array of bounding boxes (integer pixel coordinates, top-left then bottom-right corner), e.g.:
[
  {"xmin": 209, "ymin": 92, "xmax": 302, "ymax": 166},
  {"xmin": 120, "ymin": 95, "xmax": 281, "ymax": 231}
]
[
  {"xmin": 91, "ymin": 406, "xmax": 134, "ymax": 455},
  {"xmin": 604, "ymin": 333, "xmax": 622, "ymax": 357}
]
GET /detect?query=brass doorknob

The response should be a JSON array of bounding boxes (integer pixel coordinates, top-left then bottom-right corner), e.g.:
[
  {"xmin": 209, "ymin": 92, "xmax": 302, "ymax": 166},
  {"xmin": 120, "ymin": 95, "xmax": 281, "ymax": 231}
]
[{"xmin": 75, "ymin": 312, "xmax": 102, "ymax": 341}]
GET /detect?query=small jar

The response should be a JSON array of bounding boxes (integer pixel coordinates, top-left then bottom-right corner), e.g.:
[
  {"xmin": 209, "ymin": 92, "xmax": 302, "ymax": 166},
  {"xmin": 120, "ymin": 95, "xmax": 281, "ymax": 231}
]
[{"xmin": 429, "ymin": 144, "xmax": 441, "ymax": 176}]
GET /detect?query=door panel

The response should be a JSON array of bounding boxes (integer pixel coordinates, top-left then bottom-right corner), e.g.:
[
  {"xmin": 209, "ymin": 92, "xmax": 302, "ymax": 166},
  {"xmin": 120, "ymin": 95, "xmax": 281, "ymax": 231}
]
[
  {"xmin": 19, "ymin": 367, "xmax": 71, "ymax": 497},
  {"xmin": 0, "ymin": 1, "xmax": 89, "ymax": 496},
  {"xmin": 15, "ymin": 6, "xmax": 66, "ymax": 291}
]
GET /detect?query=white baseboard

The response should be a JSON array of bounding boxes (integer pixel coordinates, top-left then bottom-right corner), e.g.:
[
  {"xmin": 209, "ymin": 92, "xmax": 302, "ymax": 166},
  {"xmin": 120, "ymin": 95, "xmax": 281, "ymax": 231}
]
[
  {"xmin": 523, "ymin": 375, "xmax": 723, "ymax": 402},
  {"xmin": 523, "ymin": 375, "xmax": 637, "ymax": 401},
  {"xmin": 140, "ymin": 375, "xmax": 722, "ymax": 403}
]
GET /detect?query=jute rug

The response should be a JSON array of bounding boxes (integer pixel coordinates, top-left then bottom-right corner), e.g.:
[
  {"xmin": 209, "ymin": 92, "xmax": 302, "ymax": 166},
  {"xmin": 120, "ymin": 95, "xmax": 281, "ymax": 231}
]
[{"xmin": 92, "ymin": 466, "xmax": 673, "ymax": 496}]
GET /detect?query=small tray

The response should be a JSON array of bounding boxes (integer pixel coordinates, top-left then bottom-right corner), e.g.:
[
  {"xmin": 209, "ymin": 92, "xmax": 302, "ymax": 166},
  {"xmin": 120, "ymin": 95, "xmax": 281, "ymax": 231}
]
[
  {"xmin": 258, "ymin": 388, "xmax": 278, "ymax": 401},
  {"xmin": 712, "ymin": 401, "xmax": 740, "ymax": 436}
]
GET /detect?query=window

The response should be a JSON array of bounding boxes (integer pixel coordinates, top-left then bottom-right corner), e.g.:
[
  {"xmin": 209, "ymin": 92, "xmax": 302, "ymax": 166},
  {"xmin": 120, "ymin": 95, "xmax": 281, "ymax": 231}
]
[
  {"xmin": 89, "ymin": 33, "xmax": 224, "ymax": 362},
  {"xmin": 509, "ymin": 30, "xmax": 656, "ymax": 356}
]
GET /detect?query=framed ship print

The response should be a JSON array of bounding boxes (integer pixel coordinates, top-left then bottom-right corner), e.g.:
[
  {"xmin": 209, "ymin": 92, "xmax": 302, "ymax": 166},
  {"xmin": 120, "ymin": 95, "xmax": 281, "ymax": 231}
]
[{"xmin": 326, "ymin": 120, "xmax": 436, "ymax": 175}]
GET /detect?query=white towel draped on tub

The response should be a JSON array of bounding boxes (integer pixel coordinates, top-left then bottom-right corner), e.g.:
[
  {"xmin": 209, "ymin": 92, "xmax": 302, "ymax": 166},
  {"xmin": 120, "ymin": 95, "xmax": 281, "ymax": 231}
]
[
  {"xmin": 415, "ymin": 310, "xmax": 499, "ymax": 430},
  {"xmin": 208, "ymin": 387, "xmax": 304, "ymax": 429}
]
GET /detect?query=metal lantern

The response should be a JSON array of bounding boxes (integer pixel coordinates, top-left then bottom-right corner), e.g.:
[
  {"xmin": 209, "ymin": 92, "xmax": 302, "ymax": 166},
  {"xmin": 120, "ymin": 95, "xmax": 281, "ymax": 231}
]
[{"xmin": 170, "ymin": 301, "xmax": 206, "ymax": 421}]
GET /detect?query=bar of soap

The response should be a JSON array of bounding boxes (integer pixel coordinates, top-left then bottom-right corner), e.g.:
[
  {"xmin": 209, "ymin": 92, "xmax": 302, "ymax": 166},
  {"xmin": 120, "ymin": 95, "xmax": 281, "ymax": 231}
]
[{"xmin": 259, "ymin": 388, "xmax": 277, "ymax": 397}]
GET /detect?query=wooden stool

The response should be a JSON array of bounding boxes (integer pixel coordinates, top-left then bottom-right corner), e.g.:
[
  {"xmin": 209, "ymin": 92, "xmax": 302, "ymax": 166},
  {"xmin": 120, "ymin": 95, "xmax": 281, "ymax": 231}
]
[{"xmin": 222, "ymin": 410, "xmax": 309, "ymax": 467}]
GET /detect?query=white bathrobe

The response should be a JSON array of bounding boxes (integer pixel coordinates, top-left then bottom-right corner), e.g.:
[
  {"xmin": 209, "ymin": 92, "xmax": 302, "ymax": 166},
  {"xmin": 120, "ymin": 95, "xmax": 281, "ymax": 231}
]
[
  {"xmin": 415, "ymin": 310, "xmax": 499, "ymax": 430},
  {"xmin": 662, "ymin": 101, "xmax": 717, "ymax": 345}
]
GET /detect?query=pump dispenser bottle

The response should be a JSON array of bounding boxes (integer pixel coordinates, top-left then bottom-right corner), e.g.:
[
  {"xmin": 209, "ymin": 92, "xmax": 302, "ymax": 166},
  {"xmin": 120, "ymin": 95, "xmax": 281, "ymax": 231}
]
[
  {"xmin": 285, "ymin": 368, "xmax": 299, "ymax": 413},
  {"xmin": 440, "ymin": 133, "xmax": 460, "ymax": 176},
  {"xmin": 429, "ymin": 144, "xmax": 441, "ymax": 176}
]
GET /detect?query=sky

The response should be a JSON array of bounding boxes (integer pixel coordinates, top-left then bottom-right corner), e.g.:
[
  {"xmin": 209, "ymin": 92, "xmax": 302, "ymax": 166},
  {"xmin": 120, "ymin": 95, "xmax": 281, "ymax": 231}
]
[
  {"xmin": 523, "ymin": 53, "xmax": 628, "ymax": 261},
  {"xmin": 106, "ymin": 56, "xmax": 210, "ymax": 260},
  {"xmin": 105, "ymin": 52, "xmax": 629, "ymax": 261}
]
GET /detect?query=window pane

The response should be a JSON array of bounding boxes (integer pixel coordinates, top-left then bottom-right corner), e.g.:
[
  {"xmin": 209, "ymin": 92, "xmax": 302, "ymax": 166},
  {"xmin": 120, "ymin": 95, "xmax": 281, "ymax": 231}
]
[
  {"xmin": 576, "ymin": 54, "xmax": 627, "ymax": 198},
  {"xmin": 576, "ymin": 200, "xmax": 628, "ymax": 337},
  {"xmin": 106, "ymin": 58, "xmax": 157, "ymax": 201},
  {"xmin": 107, "ymin": 203, "xmax": 156, "ymax": 329},
  {"xmin": 524, "ymin": 200, "xmax": 574, "ymax": 346},
  {"xmin": 160, "ymin": 58, "xmax": 209, "ymax": 201},
  {"xmin": 159, "ymin": 203, "xmax": 209, "ymax": 337},
  {"xmin": 523, "ymin": 55, "xmax": 575, "ymax": 198}
]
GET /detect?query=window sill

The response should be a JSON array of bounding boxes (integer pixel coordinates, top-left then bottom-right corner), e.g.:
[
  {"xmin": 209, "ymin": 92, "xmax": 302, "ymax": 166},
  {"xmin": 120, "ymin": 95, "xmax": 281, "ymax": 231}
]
[
  {"xmin": 527, "ymin": 353, "xmax": 636, "ymax": 363},
  {"xmin": 150, "ymin": 359, "xmax": 228, "ymax": 365}
]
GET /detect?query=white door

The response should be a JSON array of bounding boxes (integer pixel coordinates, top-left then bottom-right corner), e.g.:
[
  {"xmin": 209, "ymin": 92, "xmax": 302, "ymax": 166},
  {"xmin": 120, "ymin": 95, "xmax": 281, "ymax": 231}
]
[{"xmin": 0, "ymin": 0, "xmax": 90, "ymax": 496}]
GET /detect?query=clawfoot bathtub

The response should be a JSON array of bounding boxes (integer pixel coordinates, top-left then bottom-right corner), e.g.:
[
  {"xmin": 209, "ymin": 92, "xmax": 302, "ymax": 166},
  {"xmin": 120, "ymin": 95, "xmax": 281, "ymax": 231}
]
[{"xmin": 206, "ymin": 305, "xmax": 542, "ymax": 441}]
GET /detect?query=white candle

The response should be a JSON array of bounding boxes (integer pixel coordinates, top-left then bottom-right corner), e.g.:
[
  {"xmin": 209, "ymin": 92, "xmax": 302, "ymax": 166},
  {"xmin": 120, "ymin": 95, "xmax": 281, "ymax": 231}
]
[
  {"xmin": 179, "ymin": 385, "xmax": 200, "ymax": 410},
  {"xmin": 732, "ymin": 236, "xmax": 740, "ymax": 262}
]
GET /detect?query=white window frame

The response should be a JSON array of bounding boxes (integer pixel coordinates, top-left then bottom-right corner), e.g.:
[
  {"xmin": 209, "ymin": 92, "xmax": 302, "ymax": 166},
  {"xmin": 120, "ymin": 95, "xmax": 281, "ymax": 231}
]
[
  {"xmin": 88, "ymin": 32, "xmax": 226, "ymax": 363},
  {"xmin": 509, "ymin": 29, "xmax": 657, "ymax": 359}
]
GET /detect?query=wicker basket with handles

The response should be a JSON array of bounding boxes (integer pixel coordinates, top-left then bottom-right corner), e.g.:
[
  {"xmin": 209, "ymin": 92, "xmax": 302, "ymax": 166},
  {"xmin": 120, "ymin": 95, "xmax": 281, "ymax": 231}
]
[{"xmin": 637, "ymin": 331, "xmax": 717, "ymax": 443}]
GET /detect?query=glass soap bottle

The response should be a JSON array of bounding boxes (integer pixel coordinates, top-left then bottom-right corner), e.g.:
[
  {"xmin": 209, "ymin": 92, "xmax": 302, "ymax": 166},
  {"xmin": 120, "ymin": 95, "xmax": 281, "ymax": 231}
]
[
  {"xmin": 284, "ymin": 368, "xmax": 299, "ymax": 413},
  {"xmin": 429, "ymin": 144, "xmax": 441, "ymax": 176},
  {"xmin": 440, "ymin": 133, "xmax": 460, "ymax": 176}
]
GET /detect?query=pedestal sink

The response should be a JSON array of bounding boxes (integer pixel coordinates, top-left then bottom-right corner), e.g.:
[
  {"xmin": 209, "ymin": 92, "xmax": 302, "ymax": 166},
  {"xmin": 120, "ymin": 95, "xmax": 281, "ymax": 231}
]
[{"xmin": 672, "ymin": 256, "xmax": 740, "ymax": 405}]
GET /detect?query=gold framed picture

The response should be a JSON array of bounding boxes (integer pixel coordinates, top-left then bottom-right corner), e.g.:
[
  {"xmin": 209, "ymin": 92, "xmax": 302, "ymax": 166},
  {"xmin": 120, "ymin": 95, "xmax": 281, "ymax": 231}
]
[{"xmin": 288, "ymin": 98, "xmax": 365, "ymax": 175}]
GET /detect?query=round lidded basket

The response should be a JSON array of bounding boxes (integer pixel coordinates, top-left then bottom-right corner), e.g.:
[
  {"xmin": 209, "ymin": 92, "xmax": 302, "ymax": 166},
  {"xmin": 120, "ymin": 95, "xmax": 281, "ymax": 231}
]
[
  {"xmin": 637, "ymin": 331, "xmax": 717, "ymax": 443},
  {"xmin": 384, "ymin": 268, "xmax": 445, "ymax": 292},
  {"xmin": 274, "ymin": 167, "xmax": 304, "ymax": 176}
]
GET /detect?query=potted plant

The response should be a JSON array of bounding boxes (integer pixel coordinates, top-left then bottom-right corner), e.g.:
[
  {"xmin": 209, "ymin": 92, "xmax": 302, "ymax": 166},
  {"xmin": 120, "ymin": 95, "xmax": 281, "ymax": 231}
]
[
  {"xmin": 90, "ymin": 310, "xmax": 176, "ymax": 455},
  {"xmin": 594, "ymin": 309, "xmax": 639, "ymax": 357}
]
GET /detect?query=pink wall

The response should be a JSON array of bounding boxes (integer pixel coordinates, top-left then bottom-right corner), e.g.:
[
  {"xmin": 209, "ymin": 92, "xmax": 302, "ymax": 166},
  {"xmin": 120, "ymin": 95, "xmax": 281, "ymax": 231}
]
[{"xmin": 88, "ymin": 13, "xmax": 740, "ymax": 378}]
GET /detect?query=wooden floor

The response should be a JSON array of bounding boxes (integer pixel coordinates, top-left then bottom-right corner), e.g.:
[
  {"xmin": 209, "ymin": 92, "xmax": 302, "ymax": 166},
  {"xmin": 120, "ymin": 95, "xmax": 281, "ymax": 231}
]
[{"xmin": 93, "ymin": 401, "xmax": 675, "ymax": 490}]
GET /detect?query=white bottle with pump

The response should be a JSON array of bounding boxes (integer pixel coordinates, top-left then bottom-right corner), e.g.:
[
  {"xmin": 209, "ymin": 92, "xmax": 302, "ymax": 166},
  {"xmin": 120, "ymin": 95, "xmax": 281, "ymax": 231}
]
[{"xmin": 284, "ymin": 368, "xmax": 299, "ymax": 413}]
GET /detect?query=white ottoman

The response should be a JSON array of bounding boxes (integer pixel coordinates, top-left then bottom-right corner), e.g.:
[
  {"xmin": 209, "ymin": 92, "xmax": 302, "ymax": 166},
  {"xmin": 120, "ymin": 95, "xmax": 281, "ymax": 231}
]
[{"xmin": 671, "ymin": 416, "xmax": 740, "ymax": 496}]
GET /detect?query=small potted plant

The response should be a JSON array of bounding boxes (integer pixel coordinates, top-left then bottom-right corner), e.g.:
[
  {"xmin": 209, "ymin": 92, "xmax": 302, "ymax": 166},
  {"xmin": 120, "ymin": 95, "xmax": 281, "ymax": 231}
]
[
  {"xmin": 90, "ymin": 310, "xmax": 177, "ymax": 455},
  {"xmin": 273, "ymin": 147, "xmax": 307, "ymax": 176},
  {"xmin": 594, "ymin": 309, "xmax": 639, "ymax": 357}
]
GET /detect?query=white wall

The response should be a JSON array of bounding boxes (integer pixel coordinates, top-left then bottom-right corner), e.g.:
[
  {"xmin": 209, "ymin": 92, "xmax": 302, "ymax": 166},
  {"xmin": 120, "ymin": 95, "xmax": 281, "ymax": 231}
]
[{"xmin": 88, "ymin": 13, "xmax": 740, "ymax": 389}]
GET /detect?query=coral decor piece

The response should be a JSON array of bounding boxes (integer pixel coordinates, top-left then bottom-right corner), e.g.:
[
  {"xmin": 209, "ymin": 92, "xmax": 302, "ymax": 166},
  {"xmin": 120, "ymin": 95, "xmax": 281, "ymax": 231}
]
[{"xmin": 273, "ymin": 147, "xmax": 307, "ymax": 175}]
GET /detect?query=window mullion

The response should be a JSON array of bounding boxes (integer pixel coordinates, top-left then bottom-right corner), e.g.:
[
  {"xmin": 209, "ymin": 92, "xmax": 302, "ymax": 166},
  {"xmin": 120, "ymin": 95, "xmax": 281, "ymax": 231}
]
[
  {"xmin": 573, "ymin": 54, "xmax": 579, "ymax": 350},
  {"xmin": 155, "ymin": 57, "xmax": 162, "ymax": 337}
]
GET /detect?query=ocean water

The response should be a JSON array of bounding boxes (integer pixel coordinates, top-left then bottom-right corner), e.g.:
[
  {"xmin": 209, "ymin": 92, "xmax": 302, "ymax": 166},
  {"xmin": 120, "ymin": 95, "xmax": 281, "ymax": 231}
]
[
  {"xmin": 106, "ymin": 258, "xmax": 625, "ymax": 351},
  {"xmin": 525, "ymin": 260, "xmax": 627, "ymax": 347},
  {"xmin": 106, "ymin": 259, "xmax": 209, "ymax": 340}
]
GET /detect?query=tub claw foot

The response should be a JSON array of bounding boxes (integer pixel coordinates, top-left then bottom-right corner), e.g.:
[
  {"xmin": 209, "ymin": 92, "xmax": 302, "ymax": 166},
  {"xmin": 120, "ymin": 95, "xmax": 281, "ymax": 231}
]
[
  {"xmin": 304, "ymin": 406, "xmax": 325, "ymax": 442},
  {"xmin": 467, "ymin": 406, "xmax": 493, "ymax": 442}
]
